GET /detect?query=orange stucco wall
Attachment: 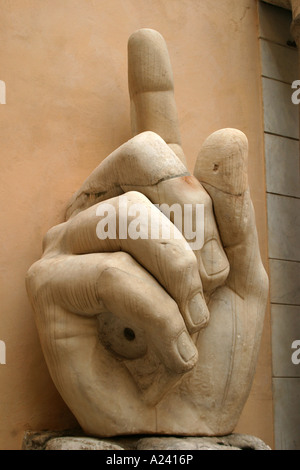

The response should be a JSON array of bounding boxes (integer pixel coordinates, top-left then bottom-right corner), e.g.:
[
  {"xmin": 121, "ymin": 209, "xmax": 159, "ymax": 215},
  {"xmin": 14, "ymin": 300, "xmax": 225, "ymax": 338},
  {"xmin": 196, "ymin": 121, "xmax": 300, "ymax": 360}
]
[{"xmin": 0, "ymin": 0, "xmax": 273, "ymax": 449}]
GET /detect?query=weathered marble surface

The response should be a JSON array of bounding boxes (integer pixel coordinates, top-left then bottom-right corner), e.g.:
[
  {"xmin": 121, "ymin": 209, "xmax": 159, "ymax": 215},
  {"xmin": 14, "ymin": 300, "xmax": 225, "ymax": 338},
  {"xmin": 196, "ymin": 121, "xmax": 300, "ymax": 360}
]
[
  {"xmin": 22, "ymin": 431, "xmax": 271, "ymax": 451},
  {"xmin": 26, "ymin": 29, "xmax": 268, "ymax": 437}
]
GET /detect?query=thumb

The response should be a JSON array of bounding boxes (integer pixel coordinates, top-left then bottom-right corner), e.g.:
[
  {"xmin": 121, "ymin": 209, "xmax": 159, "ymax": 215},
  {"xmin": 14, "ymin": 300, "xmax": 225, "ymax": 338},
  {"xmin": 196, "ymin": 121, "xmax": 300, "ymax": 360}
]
[{"xmin": 194, "ymin": 128, "xmax": 268, "ymax": 298}]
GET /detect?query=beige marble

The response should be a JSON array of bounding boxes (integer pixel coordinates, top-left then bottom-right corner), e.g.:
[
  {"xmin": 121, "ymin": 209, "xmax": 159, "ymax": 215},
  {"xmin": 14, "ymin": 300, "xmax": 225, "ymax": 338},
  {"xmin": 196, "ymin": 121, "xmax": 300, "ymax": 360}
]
[{"xmin": 26, "ymin": 29, "xmax": 268, "ymax": 437}]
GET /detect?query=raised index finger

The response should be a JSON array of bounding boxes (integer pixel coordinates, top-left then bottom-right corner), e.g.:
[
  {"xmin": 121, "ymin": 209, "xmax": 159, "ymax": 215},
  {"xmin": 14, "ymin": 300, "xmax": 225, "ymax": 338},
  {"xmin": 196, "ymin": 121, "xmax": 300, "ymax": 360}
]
[{"xmin": 128, "ymin": 28, "xmax": 186, "ymax": 164}]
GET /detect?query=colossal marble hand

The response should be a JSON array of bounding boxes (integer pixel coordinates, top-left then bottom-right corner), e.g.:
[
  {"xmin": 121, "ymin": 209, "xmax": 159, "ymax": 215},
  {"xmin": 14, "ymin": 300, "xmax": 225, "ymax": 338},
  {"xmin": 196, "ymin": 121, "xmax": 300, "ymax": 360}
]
[{"xmin": 26, "ymin": 29, "xmax": 269, "ymax": 437}]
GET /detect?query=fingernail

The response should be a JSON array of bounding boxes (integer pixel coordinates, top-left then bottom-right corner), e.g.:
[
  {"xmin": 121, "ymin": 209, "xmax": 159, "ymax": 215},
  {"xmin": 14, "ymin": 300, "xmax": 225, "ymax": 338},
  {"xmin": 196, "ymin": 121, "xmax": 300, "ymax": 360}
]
[
  {"xmin": 177, "ymin": 331, "xmax": 197, "ymax": 363},
  {"xmin": 201, "ymin": 239, "xmax": 229, "ymax": 276},
  {"xmin": 188, "ymin": 293, "xmax": 209, "ymax": 327}
]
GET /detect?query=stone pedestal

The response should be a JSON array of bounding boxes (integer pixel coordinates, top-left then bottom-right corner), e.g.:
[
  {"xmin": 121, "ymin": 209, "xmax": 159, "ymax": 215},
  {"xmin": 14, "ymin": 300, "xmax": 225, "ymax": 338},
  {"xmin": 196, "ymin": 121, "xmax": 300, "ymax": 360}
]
[{"xmin": 22, "ymin": 430, "xmax": 271, "ymax": 451}]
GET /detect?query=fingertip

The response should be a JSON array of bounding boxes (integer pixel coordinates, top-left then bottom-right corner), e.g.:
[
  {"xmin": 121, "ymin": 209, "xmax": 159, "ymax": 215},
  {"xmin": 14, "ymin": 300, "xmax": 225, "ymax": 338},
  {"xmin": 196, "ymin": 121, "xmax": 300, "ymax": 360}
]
[
  {"xmin": 186, "ymin": 293, "xmax": 210, "ymax": 333},
  {"xmin": 176, "ymin": 331, "xmax": 198, "ymax": 367},
  {"xmin": 194, "ymin": 128, "xmax": 249, "ymax": 196},
  {"xmin": 128, "ymin": 28, "xmax": 174, "ymax": 96},
  {"xmin": 128, "ymin": 28, "xmax": 165, "ymax": 45},
  {"xmin": 203, "ymin": 128, "xmax": 248, "ymax": 149},
  {"xmin": 151, "ymin": 320, "xmax": 198, "ymax": 374}
]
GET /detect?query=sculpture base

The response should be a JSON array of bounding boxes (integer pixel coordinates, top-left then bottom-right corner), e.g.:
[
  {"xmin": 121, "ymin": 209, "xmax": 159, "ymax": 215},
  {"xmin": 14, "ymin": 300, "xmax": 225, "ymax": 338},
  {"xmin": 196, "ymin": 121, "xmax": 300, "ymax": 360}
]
[{"xmin": 22, "ymin": 430, "xmax": 271, "ymax": 450}]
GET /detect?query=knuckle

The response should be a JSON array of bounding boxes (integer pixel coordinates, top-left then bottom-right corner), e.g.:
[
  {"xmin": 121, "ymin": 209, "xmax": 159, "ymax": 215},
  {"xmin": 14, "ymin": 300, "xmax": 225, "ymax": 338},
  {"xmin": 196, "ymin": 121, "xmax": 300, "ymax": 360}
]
[
  {"xmin": 170, "ymin": 247, "xmax": 197, "ymax": 272},
  {"xmin": 97, "ymin": 266, "xmax": 123, "ymax": 292},
  {"xmin": 201, "ymin": 190, "xmax": 212, "ymax": 208},
  {"xmin": 258, "ymin": 264, "xmax": 269, "ymax": 297},
  {"xmin": 132, "ymin": 130, "xmax": 162, "ymax": 145},
  {"xmin": 112, "ymin": 251, "xmax": 133, "ymax": 266},
  {"xmin": 124, "ymin": 190, "xmax": 150, "ymax": 205},
  {"xmin": 118, "ymin": 132, "xmax": 182, "ymax": 186},
  {"xmin": 25, "ymin": 262, "xmax": 39, "ymax": 285},
  {"xmin": 25, "ymin": 259, "xmax": 47, "ymax": 293},
  {"xmin": 42, "ymin": 223, "xmax": 66, "ymax": 253},
  {"xmin": 102, "ymin": 251, "xmax": 133, "ymax": 270}
]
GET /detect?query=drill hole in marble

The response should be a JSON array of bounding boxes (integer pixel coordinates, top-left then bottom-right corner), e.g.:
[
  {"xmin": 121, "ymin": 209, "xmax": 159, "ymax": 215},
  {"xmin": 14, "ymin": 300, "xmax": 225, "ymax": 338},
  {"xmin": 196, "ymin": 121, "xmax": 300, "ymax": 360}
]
[{"xmin": 124, "ymin": 328, "xmax": 135, "ymax": 341}]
